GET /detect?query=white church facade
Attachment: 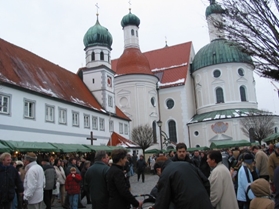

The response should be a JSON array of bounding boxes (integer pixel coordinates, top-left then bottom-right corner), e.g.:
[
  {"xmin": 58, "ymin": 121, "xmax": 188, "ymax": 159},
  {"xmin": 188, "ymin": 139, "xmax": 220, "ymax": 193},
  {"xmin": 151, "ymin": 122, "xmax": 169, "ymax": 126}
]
[{"xmin": 0, "ymin": 1, "xmax": 278, "ymax": 149}]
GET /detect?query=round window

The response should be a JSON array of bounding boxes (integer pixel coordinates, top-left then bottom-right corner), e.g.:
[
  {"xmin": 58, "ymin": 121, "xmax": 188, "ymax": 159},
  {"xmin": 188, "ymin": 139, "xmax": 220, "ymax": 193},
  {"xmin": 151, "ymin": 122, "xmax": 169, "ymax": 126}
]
[
  {"xmin": 151, "ymin": 97, "xmax": 156, "ymax": 107},
  {"xmin": 238, "ymin": 68, "xmax": 244, "ymax": 76},
  {"xmin": 213, "ymin": 70, "xmax": 221, "ymax": 78},
  {"xmin": 194, "ymin": 131, "xmax": 199, "ymax": 136},
  {"xmin": 166, "ymin": 99, "xmax": 174, "ymax": 109}
]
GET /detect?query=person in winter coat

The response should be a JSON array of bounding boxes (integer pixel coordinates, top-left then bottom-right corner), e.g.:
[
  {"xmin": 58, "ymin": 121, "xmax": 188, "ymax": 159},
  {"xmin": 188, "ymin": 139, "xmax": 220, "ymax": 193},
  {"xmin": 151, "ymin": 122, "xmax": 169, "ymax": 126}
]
[
  {"xmin": 199, "ymin": 152, "xmax": 211, "ymax": 178},
  {"xmin": 207, "ymin": 151, "xmax": 238, "ymax": 209},
  {"xmin": 65, "ymin": 167, "xmax": 82, "ymax": 209},
  {"xmin": 237, "ymin": 154, "xmax": 256, "ymax": 209},
  {"xmin": 274, "ymin": 166, "xmax": 279, "ymax": 209},
  {"xmin": 41, "ymin": 158, "xmax": 57, "ymax": 209},
  {"xmin": 106, "ymin": 149, "xmax": 142, "ymax": 209},
  {"xmin": 85, "ymin": 151, "xmax": 110, "ymax": 209},
  {"xmin": 153, "ymin": 157, "xmax": 212, "ymax": 209},
  {"xmin": 80, "ymin": 161, "xmax": 91, "ymax": 204},
  {"xmin": 53, "ymin": 159, "xmax": 66, "ymax": 206},
  {"xmin": 136, "ymin": 155, "xmax": 147, "ymax": 182},
  {"xmin": 23, "ymin": 152, "xmax": 45, "ymax": 209},
  {"xmin": 0, "ymin": 152, "xmax": 23, "ymax": 209},
  {"xmin": 249, "ymin": 178, "xmax": 274, "ymax": 209},
  {"xmin": 171, "ymin": 143, "xmax": 192, "ymax": 163}
]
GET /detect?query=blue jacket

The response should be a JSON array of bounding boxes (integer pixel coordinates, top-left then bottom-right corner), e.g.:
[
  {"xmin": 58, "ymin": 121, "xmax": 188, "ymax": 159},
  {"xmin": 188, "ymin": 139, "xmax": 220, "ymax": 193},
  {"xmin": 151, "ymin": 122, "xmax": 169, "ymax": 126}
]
[
  {"xmin": 0, "ymin": 163, "xmax": 23, "ymax": 203},
  {"xmin": 237, "ymin": 165, "xmax": 255, "ymax": 202}
]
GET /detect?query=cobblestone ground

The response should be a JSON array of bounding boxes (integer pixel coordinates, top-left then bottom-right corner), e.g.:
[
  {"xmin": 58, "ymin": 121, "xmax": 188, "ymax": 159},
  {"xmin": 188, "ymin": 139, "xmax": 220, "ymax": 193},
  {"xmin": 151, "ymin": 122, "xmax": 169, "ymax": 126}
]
[{"xmin": 52, "ymin": 173, "xmax": 159, "ymax": 209}]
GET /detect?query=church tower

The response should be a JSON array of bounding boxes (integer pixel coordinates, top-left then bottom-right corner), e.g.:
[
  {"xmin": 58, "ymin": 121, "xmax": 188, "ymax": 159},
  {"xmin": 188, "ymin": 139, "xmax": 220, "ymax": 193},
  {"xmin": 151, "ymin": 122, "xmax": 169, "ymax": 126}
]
[
  {"xmin": 80, "ymin": 13, "xmax": 116, "ymax": 114},
  {"xmin": 114, "ymin": 8, "xmax": 159, "ymax": 136},
  {"xmin": 188, "ymin": 0, "xmax": 260, "ymax": 145}
]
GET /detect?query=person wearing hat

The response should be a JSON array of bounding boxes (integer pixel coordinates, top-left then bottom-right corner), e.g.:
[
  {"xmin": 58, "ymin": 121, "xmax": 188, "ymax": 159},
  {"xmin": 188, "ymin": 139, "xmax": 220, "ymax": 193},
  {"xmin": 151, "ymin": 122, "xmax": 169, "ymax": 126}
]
[
  {"xmin": 153, "ymin": 155, "xmax": 212, "ymax": 209},
  {"xmin": 23, "ymin": 152, "xmax": 45, "ymax": 209},
  {"xmin": 249, "ymin": 178, "xmax": 275, "ymax": 209},
  {"xmin": 236, "ymin": 153, "xmax": 256, "ymax": 209}
]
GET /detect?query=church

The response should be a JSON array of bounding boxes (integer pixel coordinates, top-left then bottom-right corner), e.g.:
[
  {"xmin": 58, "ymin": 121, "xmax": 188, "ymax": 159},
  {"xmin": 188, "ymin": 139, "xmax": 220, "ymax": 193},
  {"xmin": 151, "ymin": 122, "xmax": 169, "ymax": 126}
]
[{"xmin": 0, "ymin": 1, "xmax": 277, "ymax": 150}]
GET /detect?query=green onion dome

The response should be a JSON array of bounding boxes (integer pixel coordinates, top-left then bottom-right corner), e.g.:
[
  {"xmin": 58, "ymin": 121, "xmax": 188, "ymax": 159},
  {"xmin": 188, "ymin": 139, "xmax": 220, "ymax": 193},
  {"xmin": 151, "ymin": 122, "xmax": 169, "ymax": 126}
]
[
  {"xmin": 83, "ymin": 17, "xmax": 113, "ymax": 50},
  {"xmin": 192, "ymin": 39, "xmax": 253, "ymax": 72},
  {"xmin": 121, "ymin": 9, "xmax": 140, "ymax": 28},
  {"xmin": 205, "ymin": 0, "xmax": 225, "ymax": 18}
]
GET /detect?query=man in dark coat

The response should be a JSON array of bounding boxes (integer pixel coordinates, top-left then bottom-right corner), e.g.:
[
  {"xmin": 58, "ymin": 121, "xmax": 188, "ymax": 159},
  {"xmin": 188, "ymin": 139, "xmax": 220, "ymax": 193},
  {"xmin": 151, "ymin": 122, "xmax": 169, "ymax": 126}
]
[
  {"xmin": 171, "ymin": 142, "xmax": 192, "ymax": 163},
  {"xmin": 153, "ymin": 158, "xmax": 212, "ymax": 209},
  {"xmin": 136, "ymin": 155, "xmax": 147, "ymax": 182},
  {"xmin": 0, "ymin": 152, "xmax": 23, "ymax": 209},
  {"xmin": 85, "ymin": 151, "xmax": 110, "ymax": 209}
]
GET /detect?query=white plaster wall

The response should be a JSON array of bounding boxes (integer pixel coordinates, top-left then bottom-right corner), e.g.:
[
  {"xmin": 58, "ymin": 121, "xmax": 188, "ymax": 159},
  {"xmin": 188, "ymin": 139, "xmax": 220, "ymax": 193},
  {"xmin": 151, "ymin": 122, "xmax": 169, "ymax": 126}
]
[
  {"xmin": 0, "ymin": 85, "xmax": 129, "ymax": 145},
  {"xmin": 114, "ymin": 74, "xmax": 158, "ymax": 132},
  {"xmin": 193, "ymin": 63, "xmax": 257, "ymax": 114}
]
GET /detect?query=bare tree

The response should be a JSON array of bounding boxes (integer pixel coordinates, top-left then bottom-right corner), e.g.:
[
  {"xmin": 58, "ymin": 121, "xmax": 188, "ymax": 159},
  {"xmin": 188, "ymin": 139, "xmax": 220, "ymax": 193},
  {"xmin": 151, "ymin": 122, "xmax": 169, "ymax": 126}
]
[
  {"xmin": 131, "ymin": 124, "xmax": 154, "ymax": 152},
  {"xmin": 211, "ymin": 0, "xmax": 279, "ymax": 81},
  {"xmin": 239, "ymin": 110, "xmax": 275, "ymax": 144}
]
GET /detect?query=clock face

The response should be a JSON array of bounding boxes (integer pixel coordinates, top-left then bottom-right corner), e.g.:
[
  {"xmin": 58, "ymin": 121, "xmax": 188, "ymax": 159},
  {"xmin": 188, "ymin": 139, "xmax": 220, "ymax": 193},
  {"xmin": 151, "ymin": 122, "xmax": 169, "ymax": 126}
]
[
  {"xmin": 211, "ymin": 122, "xmax": 228, "ymax": 134},
  {"xmin": 107, "ymin": 76, "xmax": 112, "ymax": 87}
]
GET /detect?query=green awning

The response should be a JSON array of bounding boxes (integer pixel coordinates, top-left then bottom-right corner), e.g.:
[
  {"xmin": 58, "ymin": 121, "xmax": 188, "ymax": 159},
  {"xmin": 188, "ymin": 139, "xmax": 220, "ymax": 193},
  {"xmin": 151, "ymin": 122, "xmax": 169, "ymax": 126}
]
[
  {"xmin": 144, "ymin": 149, "xmax": 167, "ymax": 154},
  {"xmin": 210, "ymin": 140, "xmax": 251, "ymax": 149},
  {"xmin": 262, "ymin": 133, "xmax": 279, "ymax": 143},
  {"xmin": 50, "ymin": 143, "xmax": 91, "ymax": 153},
  {"xmin": 0, "ymin": 140, "xmax": 60, "ymax": 152},
  {"xmin": 83, "ymin": 145, "xmax": 113, "ymax": 152},
  {"xmin": 187, "ymin": 146, "xmax": 210, "ymax": 152},
  {"xmin": 0, "ymin": 143, "xmax": 11, "ymax": 152}
]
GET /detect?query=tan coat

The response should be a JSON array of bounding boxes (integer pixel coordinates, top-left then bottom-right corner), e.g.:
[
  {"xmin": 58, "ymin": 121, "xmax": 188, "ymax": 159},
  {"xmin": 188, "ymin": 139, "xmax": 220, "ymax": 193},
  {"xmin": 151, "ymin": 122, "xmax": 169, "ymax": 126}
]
[
  {"xmin": 255, "ymin": 150, "xmax": 269, "ymax": 176},
  {"xmin": 209, "ymin": 162, "xmax": 238, "ymax": 209},
  {"xmin": 267, "ymin": 151, "xmax": 279, "ymax": 182},
  {"xmin": 250, "ymin": 178, "xmax": 274, "ymax": 209}
]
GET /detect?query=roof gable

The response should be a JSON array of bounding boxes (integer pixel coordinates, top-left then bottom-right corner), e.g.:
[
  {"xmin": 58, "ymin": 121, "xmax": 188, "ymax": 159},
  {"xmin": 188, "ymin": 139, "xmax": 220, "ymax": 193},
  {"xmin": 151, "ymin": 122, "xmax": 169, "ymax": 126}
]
[
  {"xmin": 0, "ymin": 38, "xmax": 130, "ymax": 120},
  {"xmin": 112, "ymin": 42, "xmax": 192, "ymax": 89}
]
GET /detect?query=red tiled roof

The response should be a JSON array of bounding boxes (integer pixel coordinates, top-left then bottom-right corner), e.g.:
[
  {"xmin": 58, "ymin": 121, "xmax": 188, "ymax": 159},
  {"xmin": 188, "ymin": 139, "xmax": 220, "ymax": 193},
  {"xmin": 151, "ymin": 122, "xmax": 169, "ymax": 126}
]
[
  {"xmin": 112, "ymin": 42, "xmax": 192, "ymax": 88},
  {"xmin": 115, "ymin": 48, "xmax": 152, "ymax": 75},
  {"xmin": 0, "ymin": 38, "xmax": 129, "ymax": 120},
  {"xmin": 107, "ymin": 132, "xmax": 140, "ymax": 147}
]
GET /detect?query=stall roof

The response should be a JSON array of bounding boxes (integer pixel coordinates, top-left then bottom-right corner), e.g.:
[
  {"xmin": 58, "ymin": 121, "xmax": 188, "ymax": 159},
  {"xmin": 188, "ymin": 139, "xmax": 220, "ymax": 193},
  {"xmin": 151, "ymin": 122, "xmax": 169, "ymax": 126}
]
[
  {"xmin": 262, "ymin": 133, "xmax": 279, "ymax": 143},
  {"xmin": 0, "ymin": 143, "xmax": 11, "ymax": 153},
  {"xmin": 0, "ymin": 140, "xmax": 60, "ymax": 152},
  {"xmin": 210, "ymin": 140, "xmax": 251, "ymax": 149},
  {"xmin": 50, "ymin": 143, "xmax": 91, "ymax": 153}
]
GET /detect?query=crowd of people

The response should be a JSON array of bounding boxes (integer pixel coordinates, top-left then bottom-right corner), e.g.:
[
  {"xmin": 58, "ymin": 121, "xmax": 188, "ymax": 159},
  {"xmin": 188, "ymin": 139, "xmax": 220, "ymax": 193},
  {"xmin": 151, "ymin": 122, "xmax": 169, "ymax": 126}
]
[{"xmin": 0, "ymin": 141, "xmax": 279, "ymax": 209}]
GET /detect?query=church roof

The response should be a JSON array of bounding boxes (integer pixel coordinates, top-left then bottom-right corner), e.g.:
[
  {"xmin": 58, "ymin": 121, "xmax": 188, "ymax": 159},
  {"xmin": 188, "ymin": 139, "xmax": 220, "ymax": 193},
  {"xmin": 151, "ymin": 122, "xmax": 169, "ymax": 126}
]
[
  {"xmin": 112, "ymin": 42, "xmax": 192, "ymax": 88},
  {"xmin": 115, "ymin": 48, "xmax": 153, "ymax": 76},
  {"xmin": 0, "ymin": 38, "xmax": 129, "ymax": 120},
  {"xmin": 188, "ymin": 108, "xmax": 265, "ymax": 123},
  {"xmin": 83, "ymin": 17, "xmax": 113, "ymax": 50},
  {"xmin": 192, "ymin": 39, "xmax": 253, "ymax": 72},
  {"xmin": 121, "ymin": 9, "xmax": 140, "ymax": 28},
  {"xmin": 107, "ymin": 132, "xmax": 140, "ymax": 147}
]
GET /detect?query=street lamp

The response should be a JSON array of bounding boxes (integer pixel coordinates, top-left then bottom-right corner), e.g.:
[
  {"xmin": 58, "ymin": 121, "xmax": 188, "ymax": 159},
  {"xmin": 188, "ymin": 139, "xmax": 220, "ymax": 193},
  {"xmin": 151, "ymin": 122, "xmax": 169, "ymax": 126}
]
[{"xmin": 157, "ymin": 120, "xmax": 163, "ymax": 150}]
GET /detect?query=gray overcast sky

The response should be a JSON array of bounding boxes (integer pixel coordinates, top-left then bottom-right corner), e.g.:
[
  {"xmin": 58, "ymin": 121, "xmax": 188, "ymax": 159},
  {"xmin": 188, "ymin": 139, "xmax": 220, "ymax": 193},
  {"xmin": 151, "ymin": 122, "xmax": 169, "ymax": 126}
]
[{"xmin": 1, "ymin": 0, "xmax": 279, "ymax": 114}]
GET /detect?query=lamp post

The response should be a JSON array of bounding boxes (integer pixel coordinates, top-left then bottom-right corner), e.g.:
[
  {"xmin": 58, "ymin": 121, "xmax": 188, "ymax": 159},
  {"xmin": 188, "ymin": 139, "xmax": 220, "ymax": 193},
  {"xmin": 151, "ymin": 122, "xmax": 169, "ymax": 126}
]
[{"xmin": 157, "ymin": 120, "xmax": 163, "ymax": 150}]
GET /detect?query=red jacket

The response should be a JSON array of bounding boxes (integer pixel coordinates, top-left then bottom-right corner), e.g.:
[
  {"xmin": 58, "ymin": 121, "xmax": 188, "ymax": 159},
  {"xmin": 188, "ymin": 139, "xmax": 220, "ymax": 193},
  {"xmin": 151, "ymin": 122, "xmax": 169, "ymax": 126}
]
[{"xmin": 65, "ymin": 173, "xmax": 82, "ymax": 195}]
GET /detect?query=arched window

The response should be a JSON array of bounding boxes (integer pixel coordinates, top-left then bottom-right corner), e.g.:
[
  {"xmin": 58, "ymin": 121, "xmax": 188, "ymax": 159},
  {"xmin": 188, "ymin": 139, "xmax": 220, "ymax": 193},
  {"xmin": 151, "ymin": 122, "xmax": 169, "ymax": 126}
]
[
  {"xmin": 240, "ymin": 86, "xmax": 247, "ymax": 101},
  {"xmin": 216, "ymin": 87, "xmax": 224, "ymax": 103},
  {"xmin": 249, "ymin": 128, "xmax": 255, "ymax": 142},
  {"xmin": 91, "ymin": 52, "xmax": 95, "ymax": 61},
  {"xmin": 100, "ymin": 52, "xmax": 104, "ymax": 60},
  {"xmin": 136, "ymin": 30, "xmax": 138, "ymax": 37},
  {"xmin": 168, "ymin": 120, "xmax": 177, "ymax": 143},
  {"xmin": 131, "ymin": 29, "xmax": 134, "ymax": 36},
  {"xmin": 275, "ymin": 127, "xmax": 278, "ymax": 133},
  {"xmin": 152, "ymin": 121, "xmax": 157, "ymax": 143}
]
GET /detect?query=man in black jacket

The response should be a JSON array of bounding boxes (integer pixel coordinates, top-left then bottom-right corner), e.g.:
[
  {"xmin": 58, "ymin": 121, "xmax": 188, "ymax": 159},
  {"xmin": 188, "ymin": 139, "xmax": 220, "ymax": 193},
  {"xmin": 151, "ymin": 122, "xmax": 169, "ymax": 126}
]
[
  {"xmin": 171, "ymin": 143, "xmax": 192, "ymax": 163},
  {"xmin": 136, "ymin": 155, "xmax": 147, "ymax": 183},
  {"xmin": 153, "ymin": 158, "xmax": 212, "ymax": 209},
  {"xmin": 0, "ymin": 152, "xmax": 23, "ymax": 209}
]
